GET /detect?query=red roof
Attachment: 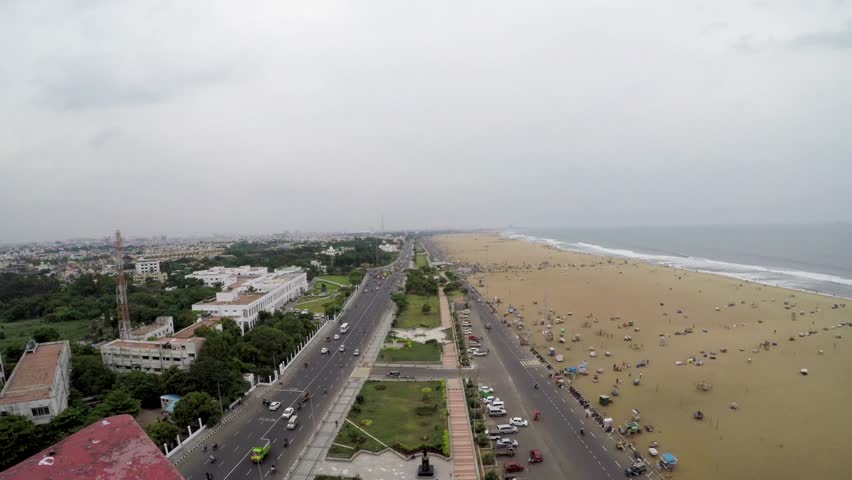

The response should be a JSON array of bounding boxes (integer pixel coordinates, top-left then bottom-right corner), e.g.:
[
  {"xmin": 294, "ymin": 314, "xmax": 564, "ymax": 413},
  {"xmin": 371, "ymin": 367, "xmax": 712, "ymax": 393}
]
[{"xmin": 0, "ymin": 414, "xmax": 184, "ymax": 480}]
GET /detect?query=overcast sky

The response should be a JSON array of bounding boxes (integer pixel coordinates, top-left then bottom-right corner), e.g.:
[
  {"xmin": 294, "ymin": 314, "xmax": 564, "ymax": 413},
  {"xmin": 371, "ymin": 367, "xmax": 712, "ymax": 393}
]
[{"xmin": 2, "ymin": 1, "xmax": 851, "ymax": 242}]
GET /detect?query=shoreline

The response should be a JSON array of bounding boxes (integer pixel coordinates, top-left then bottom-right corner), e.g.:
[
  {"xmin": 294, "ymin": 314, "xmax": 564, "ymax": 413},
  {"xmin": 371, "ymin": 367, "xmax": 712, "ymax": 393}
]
[
  {"xmin": 434, "ymin": 233, "xmax": 852, "ymax": 480},
  {"xmin": 499, "ymin": 231, "xmax": 852, "ymax": 301}
]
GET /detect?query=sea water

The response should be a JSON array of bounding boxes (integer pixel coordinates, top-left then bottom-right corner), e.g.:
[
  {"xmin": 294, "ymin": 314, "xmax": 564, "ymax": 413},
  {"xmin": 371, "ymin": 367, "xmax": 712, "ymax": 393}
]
[{"xmin": 505, "ymin": 224, "xmax": 852, "ymax": 299}]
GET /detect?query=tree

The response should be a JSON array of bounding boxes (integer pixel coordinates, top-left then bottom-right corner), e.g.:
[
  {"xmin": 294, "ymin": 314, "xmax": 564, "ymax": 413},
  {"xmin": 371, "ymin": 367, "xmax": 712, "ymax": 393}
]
[
  {"xmin": 71, "ymin": 353, "xmax": 116, "ymax": 397},
  {"xmin": 145, "ymin": 421, "xmax": 181, "ymax": 450},
  {"xmin": 172, "ymin": 391, "xmax": 221, "ymax": 429},
  {"xmin": 0, "ymin": 415, "xmax": 42, "ymax": 471},
  {"xmin": 48, "ymin": 407, "xmax": 92, "ymax": 438},
  {"xmin": 484, "ymin": 470, "xmax": 499, "ymax": 480},
  {"xmin": 421, "ymin": 303, "xmax": 432, "ymax": 314},
  {"xmin": 115, "ymin": 371, "xmax": 164, "ymax": 409},
  {"xmin": 94, "ymin": 388, "xmax": 141, "ymax": 417},
  {"xmin": 32, "ymin": 326, "xmax": 60, "ymax": 343},
  {"xmin": 324, "ymin": 302, "xmax": 342, "ymax": 318},
  {"xmin": 161, "ymin": 367, "xmax": 192, "ymax": 396}
]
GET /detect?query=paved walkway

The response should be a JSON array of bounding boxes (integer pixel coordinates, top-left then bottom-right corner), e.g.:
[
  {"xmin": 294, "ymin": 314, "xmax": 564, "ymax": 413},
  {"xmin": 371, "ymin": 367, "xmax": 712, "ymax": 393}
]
[
  {"xmin": 438, "ymin": 287, "xmax": 459, "ymax": 368},
  {"xmin": 447, "ymin": 378, "xmax": 478, "ymax": 480},
  {"xmin": 313, "ymin": 449, "xmax": 453, "ymax": 480}
]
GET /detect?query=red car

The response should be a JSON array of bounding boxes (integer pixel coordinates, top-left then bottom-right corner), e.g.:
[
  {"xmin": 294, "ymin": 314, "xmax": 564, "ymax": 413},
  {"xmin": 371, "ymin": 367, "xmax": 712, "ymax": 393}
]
[
  {"xmin": 468, "ymin": 335, "xmax": 479, "ymax": 341},
  {"xmin": 505, "ymin": 462, "xmax": 525, "ymax": 473},
  {"xmin": 528, "ymin": 449, "xmax": 543, "ymax": 463}
]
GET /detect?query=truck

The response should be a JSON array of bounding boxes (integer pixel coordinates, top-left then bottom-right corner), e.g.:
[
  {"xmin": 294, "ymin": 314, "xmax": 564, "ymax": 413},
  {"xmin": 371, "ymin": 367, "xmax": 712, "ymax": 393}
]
[{"xmin": 250, "ymin": 439, "xmax": 271, "ymax": 463}]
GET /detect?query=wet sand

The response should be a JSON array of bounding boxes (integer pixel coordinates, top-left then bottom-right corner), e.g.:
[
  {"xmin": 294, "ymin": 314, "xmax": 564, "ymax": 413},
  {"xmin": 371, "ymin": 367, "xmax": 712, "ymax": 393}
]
[{"xmin": 435, "ymin": 233, "xmax": 852, "ymax": 480}]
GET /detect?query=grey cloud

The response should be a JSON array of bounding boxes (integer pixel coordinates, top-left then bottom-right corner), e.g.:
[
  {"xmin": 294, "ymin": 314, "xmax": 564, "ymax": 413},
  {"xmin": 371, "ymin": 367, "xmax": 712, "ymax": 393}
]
[{"xmin": 788, "ymin": 22, "xmax": 852, "ymax": 49}]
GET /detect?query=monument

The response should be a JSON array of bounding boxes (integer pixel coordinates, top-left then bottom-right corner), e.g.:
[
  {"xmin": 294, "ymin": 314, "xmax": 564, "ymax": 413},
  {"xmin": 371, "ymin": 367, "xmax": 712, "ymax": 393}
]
[{"xmin": 417, "ymin": 448, "xmax": 435, "ymax": 477}]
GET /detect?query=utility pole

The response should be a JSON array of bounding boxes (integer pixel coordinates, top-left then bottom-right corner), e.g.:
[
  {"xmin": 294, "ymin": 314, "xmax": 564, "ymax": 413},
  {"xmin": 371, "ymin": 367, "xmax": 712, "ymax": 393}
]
[
  {"xmin": 114, "ymin": 230, "xmax": 131, "ymax": 340},
  {"xmin": 216, "ymin": 380, "xmax": 225, "ymax": 418}
]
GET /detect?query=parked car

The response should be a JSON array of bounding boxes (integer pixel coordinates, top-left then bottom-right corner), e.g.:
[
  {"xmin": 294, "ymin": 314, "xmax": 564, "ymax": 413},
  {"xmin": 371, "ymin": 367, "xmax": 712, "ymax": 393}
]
[
  {"xmin": 268, "ymin": 401, "xmax": 281, "ymax": 411},
  {"xmin": 485, "ymin": 430, "xmax": 501, "ymax": 440},
  {"xmin": 509, "ymin": 417, "xmax": 529, "ymax": 427},
  {"xmin": 320, "ymin": 347, "xmax": 329, "ymax": 354},
  {"xmin": 479, "ymin": 386, "xmax": 494, "ymax": 394},
  {"xmin": 497, "ymin": 438, "xmax": 519, "ymax": 448},
  {"xmin": 333, "ymin": 334, "xmax": 340, "ymax": 340},
  {"xmin": 482, "ymin": 396, "xmax": 496, "ymax": 404},
  {"xmin": 625, "ymin": 461, "xmax": 648, "ymax": 477},
  {"xmin": 386, "ymin": 370, "xmax": 401, "ymax": 377},
  {"xmin": 505, "ymin": 463, "xmax": 524, "ymax": 473},
  {"xmin": 473, "ymin": 350, "xmax": 488, "ymax": 356},
  {"xmin": 491, "ymin": 399, "xmax": 505, "ymax": 409},
  {"xmin": 281, "ymin": 407, "xmax": 295, "ymax": 419}
]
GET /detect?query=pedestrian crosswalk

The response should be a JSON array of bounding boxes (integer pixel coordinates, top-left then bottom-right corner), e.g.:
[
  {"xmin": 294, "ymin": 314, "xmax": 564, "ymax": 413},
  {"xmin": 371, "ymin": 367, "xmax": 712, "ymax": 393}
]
[{"xmin": 520, "ymin": 358, "xmax": 542, "ymax": 367}]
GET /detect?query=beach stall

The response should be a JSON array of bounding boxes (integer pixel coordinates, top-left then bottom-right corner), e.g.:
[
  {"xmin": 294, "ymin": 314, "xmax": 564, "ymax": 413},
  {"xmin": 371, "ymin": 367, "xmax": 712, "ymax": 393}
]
[
  {"xmin": 659, "ymin": 453, "xmax": 678, "ymax": 471},
  {"xmin": 599, "ymin": 395, "xmax": 611, "ymax": 406},
  {"xmin": 578, "ymin": 361, "xmax": 589, "ymax": 375}
]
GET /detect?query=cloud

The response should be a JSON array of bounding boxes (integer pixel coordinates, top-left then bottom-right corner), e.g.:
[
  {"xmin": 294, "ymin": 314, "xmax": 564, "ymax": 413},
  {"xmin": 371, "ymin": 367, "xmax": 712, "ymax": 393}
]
[{"xmin": 788, "ymin": 22, "xmax": 852, "ymax": 49}]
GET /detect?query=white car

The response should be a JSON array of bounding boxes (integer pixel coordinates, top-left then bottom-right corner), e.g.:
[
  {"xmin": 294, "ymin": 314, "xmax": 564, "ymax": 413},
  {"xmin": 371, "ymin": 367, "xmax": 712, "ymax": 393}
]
[
  {"xmin": 354, "ymin": 349, "xmax": 360, "ymax": 356},
  {"xmin": 509, "ymin": 417, "xmax": 529, "ymax": 427},
  {"xmin": 333, "ymin": 334, "xmax": 340, "ymax": 340},
  {"xmin": 485, "ymin": 430, "xmax": 501, "ymax": 440},
  {"xmin": 473, "ymin": 350, "xmax": 488, "ymax": 356},
  {"xmin": 491, "ymin": 399, "xmax": 505, "ymax": 409},
  {"xmin": 339, "ymin": 344, "xmax": 346, "ymax": 352},
  {"xmin": 479, "ymin": 386, "xmax": 494, "ymax": 394},
  {"xmin": 282, "ymin": 407, "xmax": 295, "ymax": 419},
  {"xmin": 321, "ymin": 347, "xmax": 329, "ymax": 354},
  {"xmin": 268, "ymin": 401, "xmax": 281, "ymax": 411},
  {"xmin": 497, "ymin": 438, "xmax": 519, "ymax": 448}
]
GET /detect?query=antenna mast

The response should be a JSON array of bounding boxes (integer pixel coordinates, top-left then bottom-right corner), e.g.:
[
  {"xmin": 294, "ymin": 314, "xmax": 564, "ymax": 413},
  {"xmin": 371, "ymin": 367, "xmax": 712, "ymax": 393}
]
[{"xmin": 114, "ymin": 230, "xmax": 131, "ymax": 340}]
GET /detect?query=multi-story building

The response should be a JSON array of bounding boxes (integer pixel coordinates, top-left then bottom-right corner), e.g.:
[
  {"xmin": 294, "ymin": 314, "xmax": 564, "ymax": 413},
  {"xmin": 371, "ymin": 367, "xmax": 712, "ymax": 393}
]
[
  {"xmin": 133, "ymin": 258, "xmax": 167, "ymax": 283},
  {"xmin": 0, "ymin": 340, "xmax": 71, "ymax": 425},
  {"xmin": 191, "ymin": 266, "xmax": 308, "ymax": 333},
  {"xmin": 100, "ymin": 337, "xmax": 205, "ymax": 374},
  {"xmin": 129, "ymin": 316, "xmax": 175, "ymax": 340}
]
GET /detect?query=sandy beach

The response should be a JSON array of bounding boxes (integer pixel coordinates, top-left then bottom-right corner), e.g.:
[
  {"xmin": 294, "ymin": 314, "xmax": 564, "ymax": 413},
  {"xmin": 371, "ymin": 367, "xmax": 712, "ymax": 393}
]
[{"xmin": 435, "ymin": 233, "xmax": 852, "ymax": 480}]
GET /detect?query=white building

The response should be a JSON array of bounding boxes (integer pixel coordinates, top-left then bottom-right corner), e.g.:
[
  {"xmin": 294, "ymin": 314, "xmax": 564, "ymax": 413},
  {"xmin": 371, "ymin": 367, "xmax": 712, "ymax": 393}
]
[
  {"xmin": 191, "ymin": 266, "xmax": 308, "ymax": 333},
  {"xmin": 379, "ymin": 243, "xmax": 399, "ymax": 253},
  {"xmin": 310, "ymin": 260, "xmax": 327, "ymax": 273},
  {"xmin": 100, "ymin": 337, "xmax": 206, "ymax": 374},
  {"xmin": 133, "ymin": 258, "xmax": 167, "ymax": 283},
  {"xmin": 129, "ymin": 316, "xmax": 175, "ymax": 340},
  {"xmin": 0, "ymin": 341, "xmax": 71, "ymax": 424},
  {"xmin": 186, "ymin": 265, "xmax": 269, "ymax": 288}
]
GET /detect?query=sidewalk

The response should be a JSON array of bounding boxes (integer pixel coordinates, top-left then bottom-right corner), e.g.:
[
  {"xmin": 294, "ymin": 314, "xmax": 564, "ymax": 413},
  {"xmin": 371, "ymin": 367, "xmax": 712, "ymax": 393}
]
[
  {"xmin": 438, "ymin": 287, "xmax": 459, "ymax": 368},
  {"xmin": 447, "ymin": 378, "xmax": 478, "ymax": 480}
]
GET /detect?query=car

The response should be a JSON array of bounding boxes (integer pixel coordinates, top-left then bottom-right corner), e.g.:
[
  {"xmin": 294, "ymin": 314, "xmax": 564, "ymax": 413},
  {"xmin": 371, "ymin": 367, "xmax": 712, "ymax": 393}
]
[
  {"xmin": 320, "ymin": 347, "xmax": 329, "ymax": 354},
  {"xmin": 509, "ymin": 417, "xmax": 529, "ymax": 427},
  {"xmin": 386, "ymin": 370, "xmax": 401, "ymax": 377},
  {"xmin": 281, "ymin": 407, "xmax": 295, "ymax": 419},
  {"xmin": 491, "ymin": 399, "xmax": 505, "ymax": 409},
  {"xmin": 333, "ymin": 334, "xmax": 340, "ymax": 340},
  {"xmin": 468, "ymin": 335, "xmax": 479, "ymax": 341},
  {"xmin": 528, "ymin": 449, "xmax": 543, "ymax": 463},
  {"xmin": 485, "ymin": 430, "xmax": 501, "ymax": 440},
  {"xmin": 339, "ymin": 344, "xmax": 345, "ymax": 352},
  {"xmin": 482, "ymin": 395, "xmax": 496, "ymax": 404},
  {"xmin": 497, "ymin": 438, "xmax": 519, "ymax": 448},
  {"xmin": 479, "ymin": 386, "xmax": 494, "ymax": 394},
  {"xmin": 625, "ymin": 461, "xmax": 648, "ymax": 476},
  {"xmin": 268, "ymin": 401, "xmax": 281, "ymax": 411},
  {"xmin": 504, "ymin": 463, "xmax": 524, "ymax": 473},
  {"xmin": 354, "ymin": 349, "xmax": 360, "ymax": 356},
  {"xmin": 473, "ymin": 350, "xmax": 488, "ymax": 356}
]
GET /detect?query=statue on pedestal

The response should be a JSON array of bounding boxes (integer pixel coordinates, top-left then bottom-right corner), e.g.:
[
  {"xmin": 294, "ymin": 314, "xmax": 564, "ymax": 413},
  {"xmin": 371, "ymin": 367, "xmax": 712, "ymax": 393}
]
[{"xmin": 417, "ymin": 448, "xmax": 435, "ymax": 477}]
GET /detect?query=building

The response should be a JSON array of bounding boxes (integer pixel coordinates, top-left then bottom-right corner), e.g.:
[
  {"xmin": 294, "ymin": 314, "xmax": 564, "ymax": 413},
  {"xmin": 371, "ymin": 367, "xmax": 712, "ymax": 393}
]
[
  {"xmin": 172, "ymin": 316, "xmax": 224, "ymax": 339},
  {"xmin": 160, "ymin": 394, "xmax": 181, "ymax": 414},
  {"xmin": 186, "ymin": 265, "xmax": 268, "ymax": 288},
  {"xmin": 100, "ymin": 337, "xmax": 205, "ymax": 374},
  {"xmin": 0, "ymin": 414, "xmax": 185, "ymax": 480},
  {"xmin": 379, "ymin": 242, "xmax": 399, "ymax": 253},
  {"xmin": 133, "ymin": 258, "xmax": 167, "ymax": 283},
  {"xmin": 0, "ymin": 340, "xmax": 70, "ymax": 425},
  {"xmin": 310, "ymin": 259, "xmax": 327, "ymax": 273},
  {"xmin": 129, "ymin": 316, "xmax": 175, "ymax": 340},
  {"xmin": 191, "ymin": 266, "xmax": 308, "ymax": 333}
]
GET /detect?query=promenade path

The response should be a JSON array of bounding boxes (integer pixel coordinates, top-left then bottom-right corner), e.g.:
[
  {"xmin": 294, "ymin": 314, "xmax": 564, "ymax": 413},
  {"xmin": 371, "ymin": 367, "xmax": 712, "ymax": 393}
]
[
  {"xmin": 438, "ymin": 287, "xmax": 458, "ymax": 368},
  {"xmin": 447, "ymin": 378, "xmax": 478, "ymax": 480}
]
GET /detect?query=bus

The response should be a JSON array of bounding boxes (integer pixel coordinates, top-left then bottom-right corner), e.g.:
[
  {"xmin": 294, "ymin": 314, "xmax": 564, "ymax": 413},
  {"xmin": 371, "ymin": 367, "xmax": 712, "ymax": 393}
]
[{"xmin": 340, "ymin": 322, "xmax": 349, "ymax": 334}]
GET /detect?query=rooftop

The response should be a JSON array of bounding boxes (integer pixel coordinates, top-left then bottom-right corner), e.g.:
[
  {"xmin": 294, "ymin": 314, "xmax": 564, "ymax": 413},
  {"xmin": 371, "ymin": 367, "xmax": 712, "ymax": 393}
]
[
  {"xmin": 0, "ymin": 341, "xmax": 68, "ymax": 405},
  {"xmin": 210, "ymin": 293, "xmax": 264, "ymax": 305},
  {"xmin": 172, "ymin": 317, "xmax": 223, "ymax": 339},
  {"xmin": 102, "ymin": 337, "xmax": 205, "ymax": 350},
  {"xmin": 0, "ymin": 414, "xmax": 184, "ymax": 480}
]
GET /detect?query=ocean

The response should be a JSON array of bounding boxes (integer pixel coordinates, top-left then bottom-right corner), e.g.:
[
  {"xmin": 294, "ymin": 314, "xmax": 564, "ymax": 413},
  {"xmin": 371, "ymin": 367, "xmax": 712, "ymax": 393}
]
[{"xmin": 505, "ymin": 224, "xmax": 852, "ymax": 299}]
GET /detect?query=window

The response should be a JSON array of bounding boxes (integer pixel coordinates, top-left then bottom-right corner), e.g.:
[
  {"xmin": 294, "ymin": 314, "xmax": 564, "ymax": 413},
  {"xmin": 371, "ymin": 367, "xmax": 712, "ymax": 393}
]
[
  {"xmin": 31, "ymin": 406, "xmax": 50, "ymax": 417},
  {"xmin": 142, "ymin": 355, "xmax": 149, "ymax": 360},
  {"xmin": 188, "ymin": 353, "xmax": 195, "ymax": 358}
]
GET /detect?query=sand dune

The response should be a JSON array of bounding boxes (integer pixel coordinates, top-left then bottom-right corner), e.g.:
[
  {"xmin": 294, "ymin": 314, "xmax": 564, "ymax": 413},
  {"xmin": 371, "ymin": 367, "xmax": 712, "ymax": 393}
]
[{"xmin": 435, "ymin": 233, "xmax": 852, "ymax": 480}]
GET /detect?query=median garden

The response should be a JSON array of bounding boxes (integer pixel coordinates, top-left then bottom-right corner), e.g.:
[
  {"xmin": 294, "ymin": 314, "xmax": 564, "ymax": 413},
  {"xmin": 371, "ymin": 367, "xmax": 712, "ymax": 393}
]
[{"xmin": 327, "ymin": 380, "xmax": 449, "ymax": 460}]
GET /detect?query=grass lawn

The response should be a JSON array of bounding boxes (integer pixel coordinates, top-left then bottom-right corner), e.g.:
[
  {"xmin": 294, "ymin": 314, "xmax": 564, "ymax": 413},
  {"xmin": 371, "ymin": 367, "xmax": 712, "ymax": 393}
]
[
  {"xmin": 326, "ymin": 423, "xmax": 385, "ymax": 458},
  {"xmin": 317, "ymin": 275, "xmax": 351, "ymax": 286},
  {"xmin": 415, "ymin": 253, "xmax": 428, "ymax": 267},
  {"xmin": 396, "ymin": 295, "xmax": 440, "ymax": 329},
  {"xmin": 309, "ymin": 282, "xmax": 339, "ymax": 295},
  {"xmin": 296, "ymin": 294, "xmax": 340, "ymax": 314},
  {"xmin": 332, "ymin": 380, "xmax": 447, "ymax": 456},
  {"xmin": 0, "ymin": 318, "xmax": 91, "ymax": 352},
  {"xmin": 379, "ymin": 340, "xmax": 442, "ymax": 362}
]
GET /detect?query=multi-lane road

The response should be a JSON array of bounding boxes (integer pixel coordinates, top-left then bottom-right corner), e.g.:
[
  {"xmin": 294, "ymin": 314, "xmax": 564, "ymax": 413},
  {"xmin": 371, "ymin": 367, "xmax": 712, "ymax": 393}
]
[
  {"xmin": 422, "ymin": 237, "xmax": 648, "ymax": 480},
  {"xmin": 177, "ymin": 243, "xmax": 413, "ymax": 480}
]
